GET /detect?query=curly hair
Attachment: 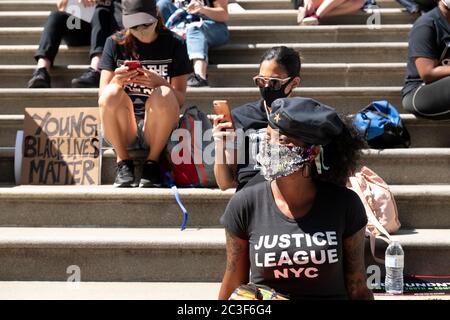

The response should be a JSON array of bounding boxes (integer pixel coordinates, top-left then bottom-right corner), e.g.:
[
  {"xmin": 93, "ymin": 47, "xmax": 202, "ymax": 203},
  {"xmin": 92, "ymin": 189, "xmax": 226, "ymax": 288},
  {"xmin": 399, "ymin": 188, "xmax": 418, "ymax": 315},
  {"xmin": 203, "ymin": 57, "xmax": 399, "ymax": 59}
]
[{"xmin": 310, "ymin": 116, "xmax": 367, "ymax": 186}]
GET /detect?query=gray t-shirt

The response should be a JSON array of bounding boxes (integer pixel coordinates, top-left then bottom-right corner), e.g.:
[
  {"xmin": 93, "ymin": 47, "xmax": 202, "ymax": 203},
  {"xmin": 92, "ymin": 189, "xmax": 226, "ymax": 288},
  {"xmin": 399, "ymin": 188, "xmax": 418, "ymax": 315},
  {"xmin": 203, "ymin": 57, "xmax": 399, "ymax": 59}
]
[{"xmin": 220, "ymin": 180, "xmax": 367, "ymax": 300}]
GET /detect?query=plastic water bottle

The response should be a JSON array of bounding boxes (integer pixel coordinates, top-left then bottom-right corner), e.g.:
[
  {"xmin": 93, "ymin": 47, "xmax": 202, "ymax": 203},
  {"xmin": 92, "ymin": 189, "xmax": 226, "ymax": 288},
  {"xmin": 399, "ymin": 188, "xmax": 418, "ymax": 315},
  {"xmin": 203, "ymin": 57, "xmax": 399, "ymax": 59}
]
[{"xmin": 385, "ymin": 241, "xmax": 404, "ymax": 294}]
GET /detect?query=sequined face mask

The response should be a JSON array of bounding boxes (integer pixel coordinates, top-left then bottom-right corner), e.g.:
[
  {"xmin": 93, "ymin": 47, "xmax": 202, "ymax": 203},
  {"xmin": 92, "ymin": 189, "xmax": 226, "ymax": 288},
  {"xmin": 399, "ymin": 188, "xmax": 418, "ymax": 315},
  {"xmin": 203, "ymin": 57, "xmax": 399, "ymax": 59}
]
[{"xmin": 255, "ymin": 138, "xmax": 315, "ymax": 181}]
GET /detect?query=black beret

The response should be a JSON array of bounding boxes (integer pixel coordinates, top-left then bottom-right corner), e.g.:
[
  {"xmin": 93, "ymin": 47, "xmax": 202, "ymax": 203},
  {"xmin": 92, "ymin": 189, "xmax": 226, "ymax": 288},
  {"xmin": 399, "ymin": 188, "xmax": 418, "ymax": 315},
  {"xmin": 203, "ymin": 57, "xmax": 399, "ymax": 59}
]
[{"xmin": 268, "ymin": 97, "xmax": 343, "ymax": 145}]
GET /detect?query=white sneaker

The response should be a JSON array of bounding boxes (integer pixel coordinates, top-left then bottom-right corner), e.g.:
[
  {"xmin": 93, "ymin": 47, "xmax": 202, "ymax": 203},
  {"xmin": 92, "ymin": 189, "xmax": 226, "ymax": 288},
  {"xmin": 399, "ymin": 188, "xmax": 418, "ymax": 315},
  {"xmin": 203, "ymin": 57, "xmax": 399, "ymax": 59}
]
[
  {"xmin": 297, "ymin": 7, "xmax": 306, "ymax": 24},
  {"xmin": 301, "ymin": 16, "xmax": 319, "ymax": 26}
]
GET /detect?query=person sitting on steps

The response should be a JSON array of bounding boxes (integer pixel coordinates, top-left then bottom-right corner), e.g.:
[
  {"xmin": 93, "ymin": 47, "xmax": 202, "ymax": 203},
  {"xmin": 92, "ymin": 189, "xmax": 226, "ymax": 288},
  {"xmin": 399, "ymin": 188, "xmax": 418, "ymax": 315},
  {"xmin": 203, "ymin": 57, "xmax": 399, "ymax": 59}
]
[
  {"xmin": 157, "ymin": 0, "xmax": 229, "ymax": 87},
  {"xmin": 401, "ymin": 0, "xmax": 450, "ymax": 120},
  {"xmin": 28, "ymin": 0, "xmax": 123, "ymax": 88},
  {"xmin": 297, "ymin": 0, "xmax": 366, "ymax": 25},
  {"xmin": 98, "ymin": 0, "xmax": 192, "ymax": 187},
  {"xmin": 212, "ymin": 46, "xmax": 301, "ymax": 192},
  {"xmin": 218, "ymin": 97, "xmax": 372, "ymax": 300}
]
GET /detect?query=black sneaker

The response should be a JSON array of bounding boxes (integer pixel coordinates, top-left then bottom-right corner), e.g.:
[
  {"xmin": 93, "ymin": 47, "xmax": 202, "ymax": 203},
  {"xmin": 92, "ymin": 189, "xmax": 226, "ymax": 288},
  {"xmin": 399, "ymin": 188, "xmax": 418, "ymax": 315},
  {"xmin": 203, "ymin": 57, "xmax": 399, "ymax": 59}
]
[
  {"xmin": 71, "ymin": 67, "xmax": 100, "ymax": 88},
  {"xmin": 27, "ymin": 67, "xmax": 51, "ymax": 88},
  {"xmin": 114, "ymin": 160, "xmax": 136, "ymax": 187},
  {"xmin": 187, "ymin": 73, "xmax": 209, "ymax": 87},
  {"xmin": 139, "ymin": 160, "xmax": 162, "ymax": 188}
]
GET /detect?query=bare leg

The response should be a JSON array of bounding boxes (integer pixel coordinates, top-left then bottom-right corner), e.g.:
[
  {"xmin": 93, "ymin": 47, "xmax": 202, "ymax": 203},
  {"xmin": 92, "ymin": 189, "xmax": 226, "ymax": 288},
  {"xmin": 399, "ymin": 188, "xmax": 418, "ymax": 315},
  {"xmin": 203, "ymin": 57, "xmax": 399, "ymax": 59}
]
[
  {"xmin": 143, "ymin": 86, "xmax": 180, "ymax": 162},
  {"xmin": 302, "ymin": 0, "xmax": 324, "ymax": 16},
  {"xmin": 321, "ymin": 0, "xmax": 365, "ymax": 17},
  {"xmin": 193, "ymin": 59, "xmax": 208, "ymax": 80},
  {"xmin": 98, "ymin": 83, "xmax": 138, "ymax": 162},
  {"xmin": 37, "ymin": 57, "xmax": 51, "ymax": 72},
  {"xmin": 315, "ymin": 0, "xmax": 348, "ymax": 18}
]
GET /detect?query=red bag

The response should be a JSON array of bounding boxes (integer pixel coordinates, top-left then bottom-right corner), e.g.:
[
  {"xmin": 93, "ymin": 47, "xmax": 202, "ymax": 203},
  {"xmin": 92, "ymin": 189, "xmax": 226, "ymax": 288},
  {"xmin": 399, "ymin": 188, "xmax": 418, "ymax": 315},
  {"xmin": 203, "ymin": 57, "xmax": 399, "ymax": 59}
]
[{"xmin": 165, "ymin": 105, "xmax": 217, "ymax": 188}]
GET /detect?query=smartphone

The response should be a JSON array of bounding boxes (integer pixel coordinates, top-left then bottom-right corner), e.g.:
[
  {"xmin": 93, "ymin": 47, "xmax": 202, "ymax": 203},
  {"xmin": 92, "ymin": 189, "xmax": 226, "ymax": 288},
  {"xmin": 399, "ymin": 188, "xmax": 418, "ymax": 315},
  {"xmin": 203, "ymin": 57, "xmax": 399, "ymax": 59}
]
[
  {"xmin": 124, "ymin": 60, "xmax": 141, "ymax": 70},
  {"xmin": 213, "ymin": 100, "xmax": 234, "ymax": 129},
  {"xmin": 439, "ymin": 41, "xmax": 450, "ymax": 66}
]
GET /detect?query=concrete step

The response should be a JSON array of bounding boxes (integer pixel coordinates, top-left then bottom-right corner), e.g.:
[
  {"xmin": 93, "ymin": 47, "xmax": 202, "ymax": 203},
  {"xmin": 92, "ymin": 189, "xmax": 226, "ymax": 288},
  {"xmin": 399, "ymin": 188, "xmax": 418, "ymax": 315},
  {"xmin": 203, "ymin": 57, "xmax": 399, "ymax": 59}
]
[
  {"xmin": 236, "ymin": 0, "xmax": 294, "ymax": 10},
  {"xmin": 226, "ymin": 8, "xmax": 418, "ymax": 26},
  {"xmin": 0, "ymin": 0, "xmax": 404, "ymax": 11},
  {"xmin": 0, "ymin": 227, "xmax": 226, "ymax": 281},
  {"xmin": 212, "ymin": 42, "xmax": 408, "ymax": 64},
  {"xmin": 228, "ymin": 25, "xmax": 411, "ymax": 43},
  {"xmin": 0, "ymin": 0, "xmax": 284, "ymax": 12},
  {"xmin": 236, "ymin": 0, "xmax": 404, "ymax": 10},
  {"xmin": 0, "ymin": 184, "xmax": 448, "ymax": 229},
  {"xmin": 2, "ymin": 112, "xmax": 449, "ymax": 148},
  {"xmin": 1, "ymin": 141, "xmax": 449, "ymax": 185},
  {"xmin": 0, "ymin": 25, "xmax": 412, "ymax": 45},
  {"xmin": 372, "ymin": 0, "xmax": 404, "ymax": 8},
  {"xmin": 0, "ymin": 281, "xmax": 447, "ymax": 300},
  {"xmin": 0, "ymin": 43, "xmax": 408, "ymax": 65},
  {"xmin": 0, "ymin": 63, "xmax": 408, "ymax": 88},
  {"xmin": 0, "ymin": 281, "xmax": 223, "ymax": 300},
  {"xmin": 1, "ymin": 139, "xmax": 449, "ymax": 184},
  {"xmin": 0, "ymin": 87, "xmax": 405, "ymax": 115},
  {"xmin": 0, "ymin": 227, "xmax": 448, "ymax": 281},
  {"xmin": 0, "ymin": 0, "xmax": 55, "ymax": 11},
  {"xmin": 0, "ymin": 9, "xmax": 417, "ymax": 27}
]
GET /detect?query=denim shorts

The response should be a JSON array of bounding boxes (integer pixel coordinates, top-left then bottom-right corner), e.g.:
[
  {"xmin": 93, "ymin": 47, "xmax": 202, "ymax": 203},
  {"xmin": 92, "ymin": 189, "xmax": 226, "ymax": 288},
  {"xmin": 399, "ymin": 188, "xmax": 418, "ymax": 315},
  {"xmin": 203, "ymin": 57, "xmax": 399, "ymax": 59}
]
[{"xmin": 102, "ymin": 96, "xmax": 150, "ymax": 150}]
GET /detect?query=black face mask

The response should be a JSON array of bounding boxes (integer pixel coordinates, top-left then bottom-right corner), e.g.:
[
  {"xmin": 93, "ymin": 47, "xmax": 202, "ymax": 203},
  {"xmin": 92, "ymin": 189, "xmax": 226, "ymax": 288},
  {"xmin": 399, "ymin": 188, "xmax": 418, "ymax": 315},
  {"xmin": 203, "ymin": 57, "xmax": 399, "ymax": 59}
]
[{"xmin": 259, "ymin": 81, "xmax": 292, "ymax": 106}]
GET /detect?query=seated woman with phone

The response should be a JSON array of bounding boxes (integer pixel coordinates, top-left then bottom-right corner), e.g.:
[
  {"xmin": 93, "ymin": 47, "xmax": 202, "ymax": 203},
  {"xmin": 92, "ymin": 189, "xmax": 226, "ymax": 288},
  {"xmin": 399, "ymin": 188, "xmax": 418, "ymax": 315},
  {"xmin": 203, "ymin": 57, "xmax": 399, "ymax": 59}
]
[
  {"xmin": 98, "ymin": 0, "xmax": 192, "ymax": 187},
  {"xmin": 212, "ymin": 46, "xmax": 301, "ymax": 191},
  {"xmin": 402, "ymin": 0, "xmax": 450, "ymax": 120}
]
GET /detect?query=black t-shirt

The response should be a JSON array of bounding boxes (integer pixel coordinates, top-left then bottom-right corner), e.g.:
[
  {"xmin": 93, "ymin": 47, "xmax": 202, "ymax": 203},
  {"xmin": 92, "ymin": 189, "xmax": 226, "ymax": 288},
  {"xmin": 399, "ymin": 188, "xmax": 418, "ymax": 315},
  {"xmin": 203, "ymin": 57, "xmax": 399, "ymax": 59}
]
[
  {"xmin": 220, "ymin": 180, "xmax": 368, "ymax": 300},
  {"xmin": 175, "ymin": 0, "xmax": 215, "ymax": 8},
  {"xmin": 402, "ymin": 7, "xmax": 450, "ymax": 97},
  {"xmin": 99, "ymin": 30, "xmax": 193, "ymax": 118},
  {"xmin": 231, "ymin": 100, "xmax": 268, "ymax": 191}
]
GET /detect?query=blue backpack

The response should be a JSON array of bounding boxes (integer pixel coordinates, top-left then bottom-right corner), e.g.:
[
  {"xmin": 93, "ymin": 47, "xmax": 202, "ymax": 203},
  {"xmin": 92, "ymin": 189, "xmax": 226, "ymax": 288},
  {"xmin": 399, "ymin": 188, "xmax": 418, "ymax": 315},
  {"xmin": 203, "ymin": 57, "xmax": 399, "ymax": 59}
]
[{"xmin": 354, "ymin": 100, "xmax": 411, "ymax": 149}]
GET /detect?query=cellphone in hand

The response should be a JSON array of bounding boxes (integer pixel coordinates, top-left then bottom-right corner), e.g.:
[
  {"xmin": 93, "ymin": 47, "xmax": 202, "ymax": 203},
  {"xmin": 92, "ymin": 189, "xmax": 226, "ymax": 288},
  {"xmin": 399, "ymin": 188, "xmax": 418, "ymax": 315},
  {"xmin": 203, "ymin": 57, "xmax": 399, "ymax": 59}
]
[
  {"xmin": 213, "ymin": 100, "xmax": 234, "ymax": 129},
  {"xmin": 124, "ymin": 60, "xmax": 144, "ymax": 74},
  {"xmin": 439, "ymin": 41, "xmax": 450, "ymax": 66}
]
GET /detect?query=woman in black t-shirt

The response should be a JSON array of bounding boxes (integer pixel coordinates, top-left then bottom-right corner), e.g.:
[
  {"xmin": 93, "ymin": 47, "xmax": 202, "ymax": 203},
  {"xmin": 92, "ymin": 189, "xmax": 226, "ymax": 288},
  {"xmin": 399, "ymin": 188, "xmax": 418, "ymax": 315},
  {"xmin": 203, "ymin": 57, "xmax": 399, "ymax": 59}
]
[
  {"xmin": 219, "ymin": 97, "xmax": 372, "ymax": 300},
  {"xmin": 212, "ymin": 46, "xmax": 301, "ymax": 192},
  {"xmin": 402, "ymin": 0, "xmax": 450, "ymax": 120},
  {"xmin": 98, "ymin": 0, "xmax": 192, "ymax": 187}
]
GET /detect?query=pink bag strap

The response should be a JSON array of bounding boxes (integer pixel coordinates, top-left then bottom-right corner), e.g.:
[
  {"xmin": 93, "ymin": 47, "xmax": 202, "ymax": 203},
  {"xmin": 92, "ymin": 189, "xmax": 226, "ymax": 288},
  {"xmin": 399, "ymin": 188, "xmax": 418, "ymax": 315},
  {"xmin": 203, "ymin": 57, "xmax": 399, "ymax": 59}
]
[
  {"xmin": 349, "ymin": 176, "xmax": 391, "ymax": 264},
  {"xmin": 366, "ymin": 231, "xmax": 387, "ymax": 264}
]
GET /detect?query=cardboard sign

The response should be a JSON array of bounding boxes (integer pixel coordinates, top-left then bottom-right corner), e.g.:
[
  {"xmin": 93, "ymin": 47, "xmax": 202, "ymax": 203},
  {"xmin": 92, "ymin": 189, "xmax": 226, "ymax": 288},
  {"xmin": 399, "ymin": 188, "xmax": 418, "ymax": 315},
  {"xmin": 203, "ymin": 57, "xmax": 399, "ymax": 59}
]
[{"xmin": 21, "ymin": 108, "xmax": 101, "ymax": 185}]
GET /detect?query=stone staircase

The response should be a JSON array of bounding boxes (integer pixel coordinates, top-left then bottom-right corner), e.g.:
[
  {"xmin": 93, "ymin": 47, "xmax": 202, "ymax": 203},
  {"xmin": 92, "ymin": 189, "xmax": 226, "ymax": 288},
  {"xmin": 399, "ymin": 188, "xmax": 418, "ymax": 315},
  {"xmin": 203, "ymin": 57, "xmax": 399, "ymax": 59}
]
[{"xmin": 0, "ymin": 0, "xmax": 449, "ymax": 299}]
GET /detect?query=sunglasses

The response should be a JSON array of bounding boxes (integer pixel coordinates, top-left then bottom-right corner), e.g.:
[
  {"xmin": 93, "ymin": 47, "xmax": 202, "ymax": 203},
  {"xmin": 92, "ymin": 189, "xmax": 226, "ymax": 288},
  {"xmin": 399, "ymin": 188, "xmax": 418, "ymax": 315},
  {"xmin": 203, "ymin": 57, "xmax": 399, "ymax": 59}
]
[
  {"xmin": 253, "ymin": 76, "xmax": 292, "ymax": 90},
  {"xmin": 130, "ymin": 22, "xmax": 156, "ymax": 30}
]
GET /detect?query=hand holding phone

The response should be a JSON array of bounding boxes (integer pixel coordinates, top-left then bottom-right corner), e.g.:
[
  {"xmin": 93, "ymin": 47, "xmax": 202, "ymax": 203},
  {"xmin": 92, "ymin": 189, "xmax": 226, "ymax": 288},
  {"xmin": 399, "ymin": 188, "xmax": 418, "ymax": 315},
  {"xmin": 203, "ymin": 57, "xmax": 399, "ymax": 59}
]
[
  {"xmin": 124, "ymin": 60, "xmax": 141, "ymax": 70},
  {"xmin": 213, "ymin": 100, "xmax": 235, "ymax": 129},
  {"xmin": 124, "ymin": 60, "xmax": 144, "ymax": 75}
]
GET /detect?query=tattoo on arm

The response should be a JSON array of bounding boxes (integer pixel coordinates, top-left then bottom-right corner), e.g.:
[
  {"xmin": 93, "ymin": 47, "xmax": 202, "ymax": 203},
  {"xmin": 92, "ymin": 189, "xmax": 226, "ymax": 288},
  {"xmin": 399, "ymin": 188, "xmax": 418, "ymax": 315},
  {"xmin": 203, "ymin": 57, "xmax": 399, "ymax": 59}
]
[
  {"xmin": 225, "ymin": 230, "xmax": 246, "ymax": 273},
  {"xmin": 344, "ymin": 228, "xmax": 374, "ymax": 300}
]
